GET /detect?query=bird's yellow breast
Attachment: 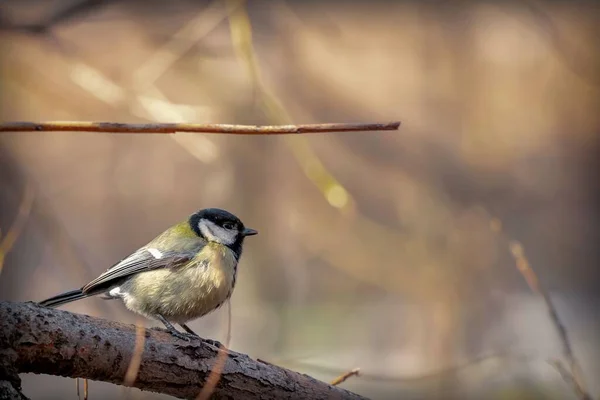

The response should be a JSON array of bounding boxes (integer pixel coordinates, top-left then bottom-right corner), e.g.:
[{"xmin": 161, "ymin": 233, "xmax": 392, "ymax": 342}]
[{"xmin": 125, "ymin": 242, "xmax": 238, "ymax": 324}]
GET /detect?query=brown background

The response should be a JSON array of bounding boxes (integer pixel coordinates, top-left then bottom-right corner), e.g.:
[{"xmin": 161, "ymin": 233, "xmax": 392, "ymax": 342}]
[{"xmin": 1, "ymin": 1, "xmax": 599, "ymax": 399}]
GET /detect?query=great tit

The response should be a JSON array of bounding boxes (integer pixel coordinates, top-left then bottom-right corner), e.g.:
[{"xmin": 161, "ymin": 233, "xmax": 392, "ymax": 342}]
[{"xmin": 39, "ymin": 208, "xmax": 257, "ymax": 342}]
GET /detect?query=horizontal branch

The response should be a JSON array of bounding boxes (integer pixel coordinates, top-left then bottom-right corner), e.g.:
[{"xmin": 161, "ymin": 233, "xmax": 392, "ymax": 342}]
[
  {"xmin": 0, "ymin": 301, "xmax": 367, "ymax": 400},
  {"xmin": 0, "ymin": 121, "xmax": 400, "ymax": 135}
]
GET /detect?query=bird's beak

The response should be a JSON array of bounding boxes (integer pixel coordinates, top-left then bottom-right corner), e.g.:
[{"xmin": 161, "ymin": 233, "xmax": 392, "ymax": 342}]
[{"xmin": 242, "ymin": 228, "xmax": 258, "ymax": 236}]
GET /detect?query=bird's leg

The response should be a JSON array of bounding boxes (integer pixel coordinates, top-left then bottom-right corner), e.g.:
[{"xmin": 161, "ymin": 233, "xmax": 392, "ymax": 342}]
[
  {"xmin": 153, "ymin": 316, "xmax": 222, "ymax": 349},
  {"xmin": 155, "ymin": 314, "xmax": 190, "ymax": 342},
  {"xmin": 180, "ymin": 323, "xmax": 223, "ymax": 349},
  {"xmin": 180, "ymin": 323, "xmax": 200, "ymax": 337}
]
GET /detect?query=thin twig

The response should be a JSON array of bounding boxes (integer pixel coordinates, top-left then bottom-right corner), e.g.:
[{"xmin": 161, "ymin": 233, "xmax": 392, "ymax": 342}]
[
  {"xmin": 490, "ymin": 218, "xmax": 592, "ymax": 400},
  {"xmin": 548, "ymin": 359, "xmax": 588, "ymax": 399},
  {"xmin": 0, "ymin": 121, "xmax": 400, "ymax": 135},
  {"xmin": 508, "ymin": 241, "xmax": 591, "ymax": 400},
  {"xmin": 279, "ymin": 351, "xmax": 533, "ymax": 383},
  {"xmin": 331, "ymin": 368, "xmax": 361, "ymax": 386}
]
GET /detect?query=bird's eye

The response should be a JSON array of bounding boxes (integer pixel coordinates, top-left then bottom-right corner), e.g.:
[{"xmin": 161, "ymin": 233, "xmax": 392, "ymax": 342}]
[{"xmin": 223, "ymin": 222, "xmax": 235, "ymax": 230}]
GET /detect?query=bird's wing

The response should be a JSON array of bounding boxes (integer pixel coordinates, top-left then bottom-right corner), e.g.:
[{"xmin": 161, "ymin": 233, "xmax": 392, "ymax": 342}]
[{"xmin": 81, "ymin": 247, "xmax": 196, "ymax": 294}]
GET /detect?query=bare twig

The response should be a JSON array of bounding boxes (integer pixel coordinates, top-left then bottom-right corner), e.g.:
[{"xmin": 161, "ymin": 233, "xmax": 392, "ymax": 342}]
[
  {"xmin": 281, "ymin": 351, "xmax": 533, "ymax": 383},
  {"xmin": 0, "ymin": 301, "xmax": 367, "ymax": 400},
  {"xmin": 331, "ymin": 368, "xmax": 360, "ymax": 386},
  {"xmin": 548, "ymin": 359, "xmax": 590, "ymax": 400},
  {"xmin": 0, "ymin": 121, "xmax": 400, "ymax": 135},
  {"xmin": 490, "ymin": 217, "xmax": 592, "ymax": 400},
  {"xmin": 508, "ymin": 241, "xmax": 591, "ymax": 400}
]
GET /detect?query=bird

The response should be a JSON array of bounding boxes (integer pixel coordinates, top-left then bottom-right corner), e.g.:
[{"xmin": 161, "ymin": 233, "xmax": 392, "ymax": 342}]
[{"xmin": 39, "ymin": 208, "xmax": 257, "ymax": 343}]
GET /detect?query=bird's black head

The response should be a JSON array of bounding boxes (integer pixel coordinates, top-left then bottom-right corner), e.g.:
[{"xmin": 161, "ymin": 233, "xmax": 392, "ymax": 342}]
[{"xmin": 189, "ymin": 208, "xmax": 257, "ymax": 256}]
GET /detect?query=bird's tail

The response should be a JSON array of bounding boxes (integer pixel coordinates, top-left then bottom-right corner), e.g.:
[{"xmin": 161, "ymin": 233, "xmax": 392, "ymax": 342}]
[{"xmin": 39, "ymin": 289, "xmax": 88, "ymax": 308}]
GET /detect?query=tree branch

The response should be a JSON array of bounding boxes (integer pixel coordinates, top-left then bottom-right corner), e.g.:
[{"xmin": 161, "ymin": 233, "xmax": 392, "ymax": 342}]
[
  {"xmin": 0, "ymin": 121, "xmax": 400, "ymax": 135},
  {"xmin": 0, "ymin": 301, "xmax": 367, "ymax": 400}
]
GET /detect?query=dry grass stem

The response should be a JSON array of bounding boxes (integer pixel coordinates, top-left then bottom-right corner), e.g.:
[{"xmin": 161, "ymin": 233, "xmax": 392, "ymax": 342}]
[
  {"xmin": 123, "ymin": 321, "xmax": 146, "ymax": 387},
  {"xmin": 331, "ymin": 368, "xmax": 361, "ymax": 386}
]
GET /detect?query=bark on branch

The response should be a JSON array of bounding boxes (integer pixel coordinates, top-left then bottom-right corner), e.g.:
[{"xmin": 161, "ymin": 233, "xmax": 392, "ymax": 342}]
[{"xmin": 0, "ymin": 301, "xmax": 367, "ymax": 400}]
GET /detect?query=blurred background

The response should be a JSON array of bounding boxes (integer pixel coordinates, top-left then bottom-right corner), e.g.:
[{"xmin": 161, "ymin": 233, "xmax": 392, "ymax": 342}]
[{"xmin": 1, "ymin": 0, "xmax": 599, "ymax": 399}]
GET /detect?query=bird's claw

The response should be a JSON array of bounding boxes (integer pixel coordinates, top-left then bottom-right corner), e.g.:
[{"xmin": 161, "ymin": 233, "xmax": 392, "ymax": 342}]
[
  {"xmin": 170, "ymin": 332, "xmax": 221, "ymax": 350},
  {"xmin": 204, "ymin": 338, "xmax": 223, "ymax": 348},
  {"xmin": 156, "ymin": 327, "xmax": 222, "ymax": 350},
  {"xmin": 169, "ymin": 330, "xmax": 192, "ymax": 342},
  {"xmin": 150, "ymin": 326, "xmax": 189, "ymax": 341}
]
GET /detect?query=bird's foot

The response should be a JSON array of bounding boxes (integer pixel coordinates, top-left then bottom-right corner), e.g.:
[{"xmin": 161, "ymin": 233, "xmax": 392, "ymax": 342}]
[
  {"xmin": 183, "ymin": 331, "xmax": 200, "ymax": 339},
  {"xmin": 179, "ymin": 324, "xmax": 222, "ymax": 349},
  {"xmin": 150, "ymin": 326, "xmax": 175, "ymax": 335},
  {"xmin": 187, "ymin": 336, "xmax": 224, "ymax": 351},
  {"xmin": 151, "ymin": 326, "xmax": 194, "ymax": 342},
  {"xmin": 169, "ymin": 329, "xmax": 193, "ymax": 342},
  {"xmin": 154, "ymin": 324, "xmax": 223, "ymax": 350},
  {"xmin": 164, "ymin": 330, "xmax": 221, "ymax": 350},
  {"xmin": 203, "ymin": 338, "xmax": 223, "ymax": 348}
]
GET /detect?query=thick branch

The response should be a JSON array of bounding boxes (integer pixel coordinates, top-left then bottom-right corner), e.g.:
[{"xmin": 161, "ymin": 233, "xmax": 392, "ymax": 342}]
[
  {"xmin": 0, "ymin": 301, "xmax": 367, "ymax": 400},
  {"xmin": 0, "ymin": 121, "xmax": 400, "ymax": 135}
]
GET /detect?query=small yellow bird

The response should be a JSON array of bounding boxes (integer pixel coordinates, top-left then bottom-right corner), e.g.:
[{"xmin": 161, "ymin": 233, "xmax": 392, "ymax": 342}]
[{"xmin": 39, "ymin": 208, "xmax": 257, "ymax": 342}]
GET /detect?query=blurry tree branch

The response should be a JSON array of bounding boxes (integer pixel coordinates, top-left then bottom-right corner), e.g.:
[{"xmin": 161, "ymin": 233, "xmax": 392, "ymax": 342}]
[
  {"xmin": 0, "ymin": 0, "xmax": 112, "ymax": 36},
  {"xmin": 490, "ymin": 218, "xmax": 593, "ymax": 400},
  {"xmin": 0, "ymin": 301, "xmax": 368, "ymax": 400},
  {"xmin": 0, "ymin": 121, "xmax": 400, "ymax": 135},
  {"xmin": 507, "ymin": 241, "xmax": 592, "ymax": 400},
  {"xmin": 520, "ymin": 0, "xmax": 600, "ymax": 87}
]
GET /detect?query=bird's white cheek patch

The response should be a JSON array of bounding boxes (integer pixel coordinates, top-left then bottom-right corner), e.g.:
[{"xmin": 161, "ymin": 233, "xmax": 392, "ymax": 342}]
[
  {"xmin": 147, "ymin": 248, "xmax": 164, "ymax": 259},
  {"xmin": 198, "ymin": 219, "xmax": 237, "ymax": 245},
  {"xmin": 109, "ymin": 286, "xmax": 122, "ymax": 297}
]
